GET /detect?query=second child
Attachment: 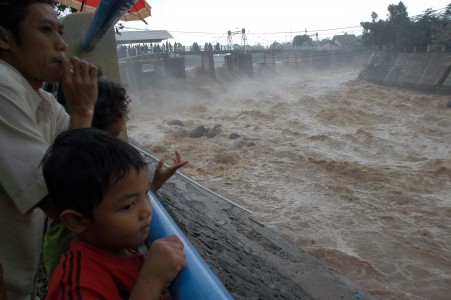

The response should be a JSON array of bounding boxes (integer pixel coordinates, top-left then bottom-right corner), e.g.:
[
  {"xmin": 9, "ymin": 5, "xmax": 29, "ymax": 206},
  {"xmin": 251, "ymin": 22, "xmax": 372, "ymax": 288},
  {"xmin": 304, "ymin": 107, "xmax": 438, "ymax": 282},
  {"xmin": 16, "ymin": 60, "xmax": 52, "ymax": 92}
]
[{"xmin": 41, "ymin": 128, "xmax": 186, "ymax": 299}]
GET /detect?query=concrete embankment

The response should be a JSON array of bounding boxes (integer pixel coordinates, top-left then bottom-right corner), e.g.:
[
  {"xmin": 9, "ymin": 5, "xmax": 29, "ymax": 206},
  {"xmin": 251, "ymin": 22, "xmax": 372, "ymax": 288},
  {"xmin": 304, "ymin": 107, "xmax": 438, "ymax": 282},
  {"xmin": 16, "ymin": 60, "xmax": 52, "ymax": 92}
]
[
  {"xmin": 359, "ymin": 49, "xmax": 451, "ymax": 92},
  {"xmin": 132, "ymin": 142, "xmax": 376, "ymax": 300}
]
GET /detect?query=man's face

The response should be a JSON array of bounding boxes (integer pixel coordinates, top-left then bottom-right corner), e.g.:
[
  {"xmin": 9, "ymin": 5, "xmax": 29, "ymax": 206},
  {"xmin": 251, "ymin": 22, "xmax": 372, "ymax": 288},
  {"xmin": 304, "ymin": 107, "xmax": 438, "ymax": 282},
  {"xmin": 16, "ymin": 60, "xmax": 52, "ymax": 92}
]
[{"xmin": 4, "ymin": 3, "xmax": 68, "ymax": 90}]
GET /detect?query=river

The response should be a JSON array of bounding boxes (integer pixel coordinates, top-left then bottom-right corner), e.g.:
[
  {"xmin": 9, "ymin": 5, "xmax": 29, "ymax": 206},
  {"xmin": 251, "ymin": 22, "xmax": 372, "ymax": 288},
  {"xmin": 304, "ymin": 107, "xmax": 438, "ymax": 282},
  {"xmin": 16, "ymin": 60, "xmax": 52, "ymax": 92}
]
[{"xmin": 126, "ymin": 64, "xmax": 451, "ymax": 300}]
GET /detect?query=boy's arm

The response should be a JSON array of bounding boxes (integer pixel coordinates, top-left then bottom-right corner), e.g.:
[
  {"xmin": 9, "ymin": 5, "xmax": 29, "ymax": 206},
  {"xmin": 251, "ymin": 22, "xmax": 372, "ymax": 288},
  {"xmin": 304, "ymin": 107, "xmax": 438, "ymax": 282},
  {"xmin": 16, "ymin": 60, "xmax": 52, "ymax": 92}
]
[
  {"xmin": 129, "ymin": 235, "xmax": 186, "ymax": 300},
  {"xmin": 150, "ymin": 151, "xmax": 188, "ymax": 193}
]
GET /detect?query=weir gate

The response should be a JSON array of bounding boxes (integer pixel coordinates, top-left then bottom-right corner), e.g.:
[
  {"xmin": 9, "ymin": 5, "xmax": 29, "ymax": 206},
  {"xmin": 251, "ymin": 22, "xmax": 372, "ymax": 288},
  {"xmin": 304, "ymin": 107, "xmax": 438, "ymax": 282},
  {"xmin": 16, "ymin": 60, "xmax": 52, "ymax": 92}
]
[{"xmin": 118, "ymin": 49, "xmax": 371, "ymax": 90}]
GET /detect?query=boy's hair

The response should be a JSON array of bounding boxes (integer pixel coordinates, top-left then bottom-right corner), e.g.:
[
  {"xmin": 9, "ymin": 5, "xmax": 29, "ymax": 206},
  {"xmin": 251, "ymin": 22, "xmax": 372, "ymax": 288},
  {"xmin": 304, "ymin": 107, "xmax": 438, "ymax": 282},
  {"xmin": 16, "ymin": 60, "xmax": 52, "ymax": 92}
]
[
  {"xmin": 41, "ymin": 128, "xmax": 147, "ymax": 220},
  {"xmin": 93, "ymin": 79, "xmax": 131, "ymax": 131},
  {"xmin": 0, "ymin": 0, "xmax": 55, "ymax": 45},
  {"xmin": 56, "ymin": 79, "xmax": 131, "ymax": 131}
]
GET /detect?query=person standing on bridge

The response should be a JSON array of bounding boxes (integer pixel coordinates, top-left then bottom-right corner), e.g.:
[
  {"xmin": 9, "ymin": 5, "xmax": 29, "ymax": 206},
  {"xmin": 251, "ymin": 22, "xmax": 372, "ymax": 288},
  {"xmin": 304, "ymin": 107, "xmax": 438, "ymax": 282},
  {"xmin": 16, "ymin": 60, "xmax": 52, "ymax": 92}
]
[{"xmin": 0, "ymin": 0, "xmax": 98, "ymax": 299}]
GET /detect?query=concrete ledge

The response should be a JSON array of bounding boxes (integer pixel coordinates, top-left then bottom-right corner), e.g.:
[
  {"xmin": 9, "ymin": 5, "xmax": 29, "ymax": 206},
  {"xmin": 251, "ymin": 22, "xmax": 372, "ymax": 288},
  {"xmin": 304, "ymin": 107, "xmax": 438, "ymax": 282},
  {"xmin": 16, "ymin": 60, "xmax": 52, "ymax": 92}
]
[
  {"xmin": 359, "ymin": 49, "xmax": 451, "ymax": 92},
  {"xmin": 418, "ymin": 65, "xmax": 449, "ymax": 86}
]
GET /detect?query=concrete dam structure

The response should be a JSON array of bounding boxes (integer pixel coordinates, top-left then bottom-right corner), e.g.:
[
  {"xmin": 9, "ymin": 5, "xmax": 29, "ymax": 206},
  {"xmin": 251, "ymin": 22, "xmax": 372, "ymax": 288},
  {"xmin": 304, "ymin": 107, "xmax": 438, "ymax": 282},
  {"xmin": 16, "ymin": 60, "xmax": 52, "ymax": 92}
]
[{"xmin": 358, "ymin": 49, "xmax": 451, "ymax": 93}]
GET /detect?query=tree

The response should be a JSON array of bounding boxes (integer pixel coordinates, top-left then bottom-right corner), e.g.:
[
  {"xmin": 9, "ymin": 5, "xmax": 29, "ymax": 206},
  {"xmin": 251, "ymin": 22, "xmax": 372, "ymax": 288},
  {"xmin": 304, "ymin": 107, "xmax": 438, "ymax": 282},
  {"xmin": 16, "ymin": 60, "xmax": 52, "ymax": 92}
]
[
  {"xmin": 387, "ymin": 2, "xmax": 412, "ymax": 48},
  {"xmin": 269, "ymin": 41, "xmax": 282, "ymax": 50},
  {"xmin": 412, "ymin": 5, "xmax": 451, "ymax": 48},
  {"xmin": 360, "ymin": 1, "xmax": 451, "ymax": 50},
  {"xmin": 191, "ymin": 42, "xmax": 200, "ymax": 52},
  {"xmin": 54, "ymin": 4, "xmax": 77, "ymax": 18},
  {"xmin": 292, "ymin": 34, "xmax": 313, "ymax": 48},
  {"xmin": 371, "ymin": 12, "xmax": 378, "ymax": 22},
  {"xmin": 249, "ymin": 43, "xmax": 265, "ymax": 50}
]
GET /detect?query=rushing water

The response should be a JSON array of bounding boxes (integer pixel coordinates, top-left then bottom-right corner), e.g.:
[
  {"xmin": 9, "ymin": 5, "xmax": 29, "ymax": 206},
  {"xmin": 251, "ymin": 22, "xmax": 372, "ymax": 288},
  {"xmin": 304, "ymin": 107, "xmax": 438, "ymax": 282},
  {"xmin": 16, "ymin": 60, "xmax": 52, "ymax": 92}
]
[{"xmin": 126, "ymin": 65, "xmax": 451, "ymax": 300}]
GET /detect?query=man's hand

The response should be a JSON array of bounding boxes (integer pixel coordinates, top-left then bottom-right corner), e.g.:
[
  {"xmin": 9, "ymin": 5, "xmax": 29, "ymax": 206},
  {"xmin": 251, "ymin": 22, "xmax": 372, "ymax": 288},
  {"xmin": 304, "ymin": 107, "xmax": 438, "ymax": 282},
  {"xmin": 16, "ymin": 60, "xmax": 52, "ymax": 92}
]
[
  {"xmin": 61, "ymin": 56, "xmax": 98, "ymax": 129},
  {"xmin": 151, "ymin": 150, "xmax": 188, "ymax": 193}
]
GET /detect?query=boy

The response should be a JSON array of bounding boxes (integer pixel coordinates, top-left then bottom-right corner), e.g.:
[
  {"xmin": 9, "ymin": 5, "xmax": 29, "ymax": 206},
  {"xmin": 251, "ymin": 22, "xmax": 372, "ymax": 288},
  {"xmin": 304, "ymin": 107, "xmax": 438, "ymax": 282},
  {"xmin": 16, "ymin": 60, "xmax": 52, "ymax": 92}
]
[
  {"xmin": 41, "ymin": 128, "xmax": 186, "ymax": 299},
  {"xmin": 43, "ymin": 79, "xmax": 188, "ymax": 279}
]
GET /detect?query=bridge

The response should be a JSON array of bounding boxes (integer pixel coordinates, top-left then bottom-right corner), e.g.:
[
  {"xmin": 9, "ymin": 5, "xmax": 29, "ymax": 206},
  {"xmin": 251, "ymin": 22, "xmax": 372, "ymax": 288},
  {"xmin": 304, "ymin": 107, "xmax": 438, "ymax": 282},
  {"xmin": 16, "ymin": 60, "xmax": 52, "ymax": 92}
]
[{"xmin": 117, "ymin": 47, "xmax": 373, "ymax": 91}]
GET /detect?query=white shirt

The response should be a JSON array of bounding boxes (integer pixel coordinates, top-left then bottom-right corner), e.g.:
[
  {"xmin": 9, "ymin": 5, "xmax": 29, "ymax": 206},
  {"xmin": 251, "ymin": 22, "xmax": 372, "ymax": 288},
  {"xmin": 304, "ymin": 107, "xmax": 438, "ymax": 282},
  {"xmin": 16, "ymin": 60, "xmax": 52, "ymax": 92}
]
[{"xmin": 0, "ymin": 59, "xmax": 69, "ymax": 300}]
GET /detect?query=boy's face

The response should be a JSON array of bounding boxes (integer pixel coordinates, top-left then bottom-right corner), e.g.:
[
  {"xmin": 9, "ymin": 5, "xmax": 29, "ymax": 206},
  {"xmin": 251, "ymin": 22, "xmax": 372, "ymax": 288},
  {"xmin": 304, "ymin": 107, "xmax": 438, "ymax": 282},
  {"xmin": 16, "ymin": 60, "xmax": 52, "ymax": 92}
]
[
  {"xmin": 82, "ymin": 167, "xmax": 152, "ymax": 251},
  {"xmin": 107, "ymin": 115, "xmax": 126, "ymax": 137},
  {"xmin": 0, "ymin": 3, "xmax": 68, "ymax": 90}
]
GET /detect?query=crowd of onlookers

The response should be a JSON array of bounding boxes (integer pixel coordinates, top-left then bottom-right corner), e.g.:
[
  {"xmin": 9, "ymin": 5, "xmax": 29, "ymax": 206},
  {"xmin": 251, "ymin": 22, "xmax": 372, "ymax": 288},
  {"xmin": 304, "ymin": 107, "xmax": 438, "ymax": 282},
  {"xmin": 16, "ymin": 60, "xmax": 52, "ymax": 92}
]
[{"xmin": 117, "ymin": 42, "xmax": 188, "ymax": 58}]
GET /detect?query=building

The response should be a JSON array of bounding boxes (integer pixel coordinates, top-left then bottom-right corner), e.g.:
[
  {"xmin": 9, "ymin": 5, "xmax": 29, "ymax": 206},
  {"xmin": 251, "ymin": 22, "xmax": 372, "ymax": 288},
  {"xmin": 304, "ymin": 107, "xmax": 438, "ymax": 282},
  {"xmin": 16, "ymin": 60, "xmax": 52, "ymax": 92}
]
[{"xmin": 332, "ymin": 34, "xmax": 359, "ymax": 49}]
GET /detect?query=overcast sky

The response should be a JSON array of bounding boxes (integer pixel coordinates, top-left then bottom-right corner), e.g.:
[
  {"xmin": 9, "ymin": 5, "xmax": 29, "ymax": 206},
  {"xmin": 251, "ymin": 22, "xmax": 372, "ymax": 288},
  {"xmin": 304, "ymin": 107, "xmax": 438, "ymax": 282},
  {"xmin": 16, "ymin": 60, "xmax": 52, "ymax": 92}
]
[{"xmin": 121, "ymin": 0, "xmax": 450, "ymax": 46}]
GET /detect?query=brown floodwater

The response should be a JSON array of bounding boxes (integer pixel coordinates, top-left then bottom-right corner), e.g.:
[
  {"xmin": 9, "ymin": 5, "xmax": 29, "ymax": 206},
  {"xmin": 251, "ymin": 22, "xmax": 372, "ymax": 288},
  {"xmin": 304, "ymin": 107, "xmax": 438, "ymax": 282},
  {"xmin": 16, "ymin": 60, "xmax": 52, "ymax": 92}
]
[{"xmin": 127, "ymin": 65, "xmax": 451, "ymax": 300}]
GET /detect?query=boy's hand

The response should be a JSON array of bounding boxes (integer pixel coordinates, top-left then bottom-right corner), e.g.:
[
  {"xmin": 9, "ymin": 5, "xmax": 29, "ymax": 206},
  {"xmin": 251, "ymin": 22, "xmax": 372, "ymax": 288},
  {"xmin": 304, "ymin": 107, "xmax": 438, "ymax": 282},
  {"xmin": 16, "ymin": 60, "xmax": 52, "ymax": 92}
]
[
  {"xmin": 151, "ymin": 150, "xmax": 188, "ymax": 192},
  {"xmin": 145, "ymin": 235, "xmax": 186, "ymax": 287},
  {"xmin": 131, "ymin": 235, "xmax": 186, "ymax": 299}
]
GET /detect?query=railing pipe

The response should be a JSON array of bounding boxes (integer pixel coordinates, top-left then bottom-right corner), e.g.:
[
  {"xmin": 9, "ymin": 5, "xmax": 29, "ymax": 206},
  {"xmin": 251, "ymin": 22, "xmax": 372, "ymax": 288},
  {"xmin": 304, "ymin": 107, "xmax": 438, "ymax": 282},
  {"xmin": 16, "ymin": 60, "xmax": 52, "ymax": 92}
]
[{"xmin": 81, "ymin": 0, "xmax": 135, "ymax": 51}]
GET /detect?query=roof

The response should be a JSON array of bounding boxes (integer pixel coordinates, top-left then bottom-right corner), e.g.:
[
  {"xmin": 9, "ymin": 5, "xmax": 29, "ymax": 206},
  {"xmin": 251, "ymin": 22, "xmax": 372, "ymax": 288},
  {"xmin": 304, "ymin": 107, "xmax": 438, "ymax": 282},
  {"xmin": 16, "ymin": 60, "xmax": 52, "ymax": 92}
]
[
  {"xmin": 115, "ymin": 30, "xmax": 173, "ymax": 44},
  {"xmin": 332, "ymin": 34, "xmax": 358, "ymax": 46}
]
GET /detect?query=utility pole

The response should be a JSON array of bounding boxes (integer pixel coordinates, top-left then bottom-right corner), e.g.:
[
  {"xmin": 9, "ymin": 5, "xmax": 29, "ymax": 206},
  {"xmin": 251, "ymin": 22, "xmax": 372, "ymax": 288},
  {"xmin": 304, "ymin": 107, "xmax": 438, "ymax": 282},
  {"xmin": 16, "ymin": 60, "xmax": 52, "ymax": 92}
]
[{"xmin": 227, "ymin": 28, "xmax": 247, "ymax": 52}]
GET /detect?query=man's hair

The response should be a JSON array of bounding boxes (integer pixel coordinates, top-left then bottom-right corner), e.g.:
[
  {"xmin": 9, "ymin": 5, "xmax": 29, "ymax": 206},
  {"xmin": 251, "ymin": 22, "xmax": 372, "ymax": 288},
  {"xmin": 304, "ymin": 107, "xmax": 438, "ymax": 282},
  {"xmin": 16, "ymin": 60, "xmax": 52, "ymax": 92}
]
[
  {"xmin": 0, "ymin": 0, "xmax": 55, "ymax": 44},
  {"xmin": 41, "ymin": 128, "xmax": 148, "ymax": 219},
  {"xmin": 93, "ymin": 79, "xmax": 131, "ymax": 131}
]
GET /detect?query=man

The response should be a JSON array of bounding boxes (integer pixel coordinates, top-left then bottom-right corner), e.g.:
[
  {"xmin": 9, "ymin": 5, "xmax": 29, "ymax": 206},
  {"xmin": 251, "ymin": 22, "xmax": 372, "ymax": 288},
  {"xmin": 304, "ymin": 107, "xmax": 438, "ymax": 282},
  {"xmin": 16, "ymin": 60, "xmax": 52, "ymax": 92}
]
[{"xmin": 0, "ymin": 0, "xmax": 98, "ymax": 299}]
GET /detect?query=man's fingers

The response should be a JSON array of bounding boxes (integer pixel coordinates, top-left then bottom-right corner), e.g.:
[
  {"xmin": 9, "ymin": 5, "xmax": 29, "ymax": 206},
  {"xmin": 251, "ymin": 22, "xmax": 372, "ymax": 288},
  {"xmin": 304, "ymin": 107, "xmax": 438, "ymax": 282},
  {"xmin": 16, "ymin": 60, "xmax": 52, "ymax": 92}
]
[
  {"xmin": 67, "ymin": 57, "xmax": 97, "ymax": 79},
  {"xmin": 88, "ymin": 63, "xmax": 98, "ymax": 78}
]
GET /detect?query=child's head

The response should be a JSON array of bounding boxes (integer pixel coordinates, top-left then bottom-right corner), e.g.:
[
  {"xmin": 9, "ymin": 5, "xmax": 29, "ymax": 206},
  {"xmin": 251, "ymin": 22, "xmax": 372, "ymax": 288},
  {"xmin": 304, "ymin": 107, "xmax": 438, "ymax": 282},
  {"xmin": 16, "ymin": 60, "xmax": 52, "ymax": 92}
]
[
  {"xmin": 56, "ymin": 78, "xmax": 131, "ymax": 137},
  {"xmin": 93, "ymin": 79, "xmax": 131, "ymax": 137},
  {"xmin": 42, "ymin": 128, "xmax": 152, "ymax": 250}
]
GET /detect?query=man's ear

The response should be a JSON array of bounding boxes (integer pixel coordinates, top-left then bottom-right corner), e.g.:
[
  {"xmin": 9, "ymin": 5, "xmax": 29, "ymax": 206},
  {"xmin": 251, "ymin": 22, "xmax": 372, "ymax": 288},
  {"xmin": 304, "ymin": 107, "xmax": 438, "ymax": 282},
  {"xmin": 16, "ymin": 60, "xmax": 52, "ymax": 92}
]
[
  {"xmin": 0, "ymin": 27, "xmax": 13, "ymax": 50},
  {"xmin": 59, "ymin": 209, "xmax": 90, "ymax": 234}
]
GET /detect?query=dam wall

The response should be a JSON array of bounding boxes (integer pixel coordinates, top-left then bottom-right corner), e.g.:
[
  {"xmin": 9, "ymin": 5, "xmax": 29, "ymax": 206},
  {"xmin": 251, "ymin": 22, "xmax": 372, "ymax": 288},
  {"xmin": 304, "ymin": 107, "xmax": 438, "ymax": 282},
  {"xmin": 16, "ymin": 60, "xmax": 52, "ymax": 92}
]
[
  {"xmin": 358, "ymin": 49, "xmax": 451, "ymax": 92},
  {"xmin": 119, "ymin": 49, "xmax": 372, "ymax": 91}
]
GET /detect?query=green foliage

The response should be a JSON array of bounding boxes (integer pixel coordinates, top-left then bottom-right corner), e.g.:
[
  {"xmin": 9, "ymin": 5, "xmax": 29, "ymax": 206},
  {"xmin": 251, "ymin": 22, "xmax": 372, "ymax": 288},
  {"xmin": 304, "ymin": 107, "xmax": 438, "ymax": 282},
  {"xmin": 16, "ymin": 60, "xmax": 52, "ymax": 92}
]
[
  {"xmin": 269, "ymin": 41, "xmax": 282, "ymax": 50},
  {"xmin": 54, "ymin": 3, "xmax": 77, "ymax": 18},
  {"xmin": 191, "ymin": 42, "xmax": 200, "ymax": 52},
  {"xmin": 292, "ymin": 34, "xmax": 313, "ymax": 47},
  {"xmin": 360, "ymin": 1, "xmax": 451, "ymax": 50},
  {"xmin": 248, "ymin": 43, "xmax": 265, "ymax": 50}
]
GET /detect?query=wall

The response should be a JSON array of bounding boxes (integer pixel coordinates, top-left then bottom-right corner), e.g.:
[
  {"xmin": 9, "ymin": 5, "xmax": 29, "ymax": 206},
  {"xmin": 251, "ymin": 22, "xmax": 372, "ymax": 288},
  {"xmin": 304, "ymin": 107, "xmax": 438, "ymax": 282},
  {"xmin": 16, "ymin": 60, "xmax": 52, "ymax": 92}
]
[{"xmin": 359, "ymin": 49, "xmax": 451, "ymax": 92}]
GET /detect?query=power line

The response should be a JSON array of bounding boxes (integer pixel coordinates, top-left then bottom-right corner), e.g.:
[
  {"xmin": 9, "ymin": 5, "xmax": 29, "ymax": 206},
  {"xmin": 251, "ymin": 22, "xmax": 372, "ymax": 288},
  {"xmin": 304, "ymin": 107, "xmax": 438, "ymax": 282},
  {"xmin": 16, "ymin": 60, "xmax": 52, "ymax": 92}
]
[
  {"xmin": 118, "ymin": 5, "xmax": 450, "ymax": 44},
  {"xmin": 252, "ymin": 25, "xmax": 362, "ymax": 35}
]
